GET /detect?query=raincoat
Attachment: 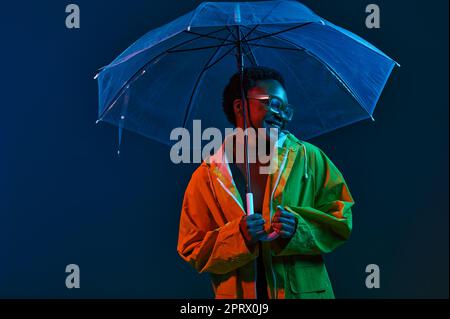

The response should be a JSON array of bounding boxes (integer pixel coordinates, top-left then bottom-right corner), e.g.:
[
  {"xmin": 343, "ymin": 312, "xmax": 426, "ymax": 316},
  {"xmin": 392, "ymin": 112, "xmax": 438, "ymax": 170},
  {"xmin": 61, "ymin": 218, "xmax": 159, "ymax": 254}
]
[{"xmin": 177, "ymin": 133, "xmax": 354, "ymax": 299}]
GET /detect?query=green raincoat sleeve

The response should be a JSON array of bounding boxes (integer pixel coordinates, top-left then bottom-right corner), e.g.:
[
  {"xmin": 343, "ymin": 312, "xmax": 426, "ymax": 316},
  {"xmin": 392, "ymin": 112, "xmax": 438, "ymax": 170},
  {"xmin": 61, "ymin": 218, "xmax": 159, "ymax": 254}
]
[
  {"xmin": 273, "ymin": 146, "xmax": 354, "ymax": 256},
  {"xmin": 177, "ymin": 166, "xmax": 258, "ymax": 275}
]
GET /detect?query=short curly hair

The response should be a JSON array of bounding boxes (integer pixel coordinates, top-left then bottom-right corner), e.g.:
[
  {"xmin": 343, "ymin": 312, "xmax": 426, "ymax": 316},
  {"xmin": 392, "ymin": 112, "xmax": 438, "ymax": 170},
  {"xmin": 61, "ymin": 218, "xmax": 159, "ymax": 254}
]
[{"xmin": 222, "ymin": 66, "xmax": 286, "ymax": 126}]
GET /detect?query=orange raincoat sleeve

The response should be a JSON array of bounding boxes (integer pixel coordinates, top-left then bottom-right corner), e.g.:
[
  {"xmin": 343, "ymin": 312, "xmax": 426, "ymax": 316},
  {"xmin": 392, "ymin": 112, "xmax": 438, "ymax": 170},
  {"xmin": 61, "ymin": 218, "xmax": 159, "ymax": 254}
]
[
  {"xmin": 177, "ymin": 166, "xmax": 258, "ymax": 274},
  {"xmin": 272, "ymin": 147, "xmax": 355, "ymax": 256}
]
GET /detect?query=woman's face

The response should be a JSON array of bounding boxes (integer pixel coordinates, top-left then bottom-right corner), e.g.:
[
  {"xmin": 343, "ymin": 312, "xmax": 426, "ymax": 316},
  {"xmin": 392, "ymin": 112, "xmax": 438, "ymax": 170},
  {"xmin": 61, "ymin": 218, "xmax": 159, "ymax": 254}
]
[{"xmin": 234, "ymin": 79, "xmax": 290, "ymax": 139}]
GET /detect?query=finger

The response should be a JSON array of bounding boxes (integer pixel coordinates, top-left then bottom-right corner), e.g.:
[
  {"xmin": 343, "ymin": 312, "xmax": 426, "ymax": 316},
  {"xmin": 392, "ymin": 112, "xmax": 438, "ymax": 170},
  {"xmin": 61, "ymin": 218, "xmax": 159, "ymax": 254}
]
[
  {"xmin": 276, "ymin": 205, "xmax": 290, "ymax": 214},
  {"xmin": 277, "ymin": 217, "xmax": 296, "ymax": 226},
  {"xmin": 271, "ymin": 222, "xmax": 281, "ymax": 229},
  {"xmin": 272, "ymin": 229, "xmax": 281, "ymax": 236},
  {"xmin": 275, "ymin": 206, "xmax": 293, "ymax": 215},
  {"xmin": 273, "ymin": 214, "xmax": 295, "ymax": 225},
  {"xmin": 271, "ymin": 213, "xmax": 283, "ymax": 222},
  {"xmin": 271, "ymin": 224, "xmax": 281, "ymax": 231},
  {"xmin": 248, "ymin": 219, "xmax": 266, "ymax": 227},
  {"xmin": 248, "ymin": 217, "xmax": 265, "ymax": 223},
  {"xmin": 279, "ymin": 210, "xmax": 296, "ymax": 219},
  {"xmin": 272, "ymin": 223, "xmax": 294, "ymax": 233},
  {"xmin": 250, "ymin": 229, "xmax": 266, "ymax": 236},
  {"xmin": 280, "ymin": 226, "xmax": 294, "ymax": 234},
  {"xmin": 249, "ymin": 223, "xmax": 266, "ymax": 231},
  {"xmin": 282, "ymin": 225, "xmax": 294, "ymax": 233},
  {"xmin": 253, "ymin": 231, "xmax": 268, "ymax": 241},
  {"xmin": 275, "ymin": 208, "xmax": 296, "ymax": 220}
]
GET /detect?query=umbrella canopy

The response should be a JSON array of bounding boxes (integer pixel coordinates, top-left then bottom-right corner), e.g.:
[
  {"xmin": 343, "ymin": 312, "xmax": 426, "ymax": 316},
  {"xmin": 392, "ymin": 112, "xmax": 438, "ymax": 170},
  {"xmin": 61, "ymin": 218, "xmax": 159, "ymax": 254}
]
[{"xmin": 95, "ymin": 0, "xmax": 399, "ymax": 146}]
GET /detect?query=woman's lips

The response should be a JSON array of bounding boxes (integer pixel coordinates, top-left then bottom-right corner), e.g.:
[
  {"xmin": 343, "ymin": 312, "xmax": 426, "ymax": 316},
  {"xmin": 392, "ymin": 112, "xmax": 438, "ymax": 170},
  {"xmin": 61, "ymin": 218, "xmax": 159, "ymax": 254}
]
[{"xmin": 265, "ymin": 118, "xmax": 283, "ymax": 128}]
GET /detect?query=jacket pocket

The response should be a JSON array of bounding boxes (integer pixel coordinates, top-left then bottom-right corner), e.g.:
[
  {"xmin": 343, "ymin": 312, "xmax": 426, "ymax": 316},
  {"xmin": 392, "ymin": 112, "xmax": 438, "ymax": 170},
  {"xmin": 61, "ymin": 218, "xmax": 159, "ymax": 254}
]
[{"xmin": 287, "ymin": 259, "xmax": 330, "ymax": 295}]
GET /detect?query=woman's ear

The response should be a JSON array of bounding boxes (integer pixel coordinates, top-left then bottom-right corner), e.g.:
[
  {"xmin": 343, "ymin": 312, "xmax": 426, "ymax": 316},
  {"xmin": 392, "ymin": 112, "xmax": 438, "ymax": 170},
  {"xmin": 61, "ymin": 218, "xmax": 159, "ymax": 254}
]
[{"xmin": 233, "ymin": 99, "xmax": 242, "ymax": 119}]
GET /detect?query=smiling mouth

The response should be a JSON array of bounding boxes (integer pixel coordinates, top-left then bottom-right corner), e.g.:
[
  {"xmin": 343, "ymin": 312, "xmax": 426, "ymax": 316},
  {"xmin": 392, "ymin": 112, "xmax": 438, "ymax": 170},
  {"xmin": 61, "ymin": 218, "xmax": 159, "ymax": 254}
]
[{"xmin": 265, "ymin": 117, "xmax": 284, "ymax": 128}]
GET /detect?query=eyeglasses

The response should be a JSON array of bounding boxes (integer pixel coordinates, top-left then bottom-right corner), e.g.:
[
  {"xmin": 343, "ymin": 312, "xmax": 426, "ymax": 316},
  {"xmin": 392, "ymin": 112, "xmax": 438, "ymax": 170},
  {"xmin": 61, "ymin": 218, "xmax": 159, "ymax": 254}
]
[{"xmin": 247, "ymin": 94, "xmax": 294, "ymax": 121}]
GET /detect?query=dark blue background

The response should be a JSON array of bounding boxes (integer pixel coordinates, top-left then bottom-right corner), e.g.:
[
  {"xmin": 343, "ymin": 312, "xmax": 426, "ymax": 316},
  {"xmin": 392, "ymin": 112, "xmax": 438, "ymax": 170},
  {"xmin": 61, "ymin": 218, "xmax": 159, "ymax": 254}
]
[{"xmin": 0, "ymin": 0, "xmax": 448, "ymax": 298}]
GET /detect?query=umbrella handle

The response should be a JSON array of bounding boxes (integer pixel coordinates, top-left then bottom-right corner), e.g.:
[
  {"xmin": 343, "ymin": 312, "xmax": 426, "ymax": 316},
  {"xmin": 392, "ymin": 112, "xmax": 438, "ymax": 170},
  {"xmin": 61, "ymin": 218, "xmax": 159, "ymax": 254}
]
[
  {"xmin": 246, "ymin": 193, "xmax": 255, "ymax": 215},
  {"xmin": 246, "ymin": 193, "xmax": 280, "ymax": 242}
]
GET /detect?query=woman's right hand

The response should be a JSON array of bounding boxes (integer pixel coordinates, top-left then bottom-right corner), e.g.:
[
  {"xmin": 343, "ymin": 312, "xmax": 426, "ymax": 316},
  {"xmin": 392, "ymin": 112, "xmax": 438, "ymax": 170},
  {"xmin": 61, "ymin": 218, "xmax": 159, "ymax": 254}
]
[{"xmin": 239, "ymin": 214, "xmax": 266, "ymax": 245}]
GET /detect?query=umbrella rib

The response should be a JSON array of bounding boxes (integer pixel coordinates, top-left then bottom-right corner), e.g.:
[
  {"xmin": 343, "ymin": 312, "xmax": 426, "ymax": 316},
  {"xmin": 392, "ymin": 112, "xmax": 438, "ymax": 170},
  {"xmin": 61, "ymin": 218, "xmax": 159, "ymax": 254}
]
[
  {"xmin": 242, "ymin": 24, "xmax": 295, "ymax": 53},
  {"xmin": 186, "ymin": 30, "xmax": 235, "ymax": 43},
  {"xmin": 101, "ymin": 27, "xmax": 229, "ymax": 71},
  {"xmin": 160, "ymin": 27, "xmax": 228, "ymax": 50},
  {"xmin": 225, "ymin": 25, "xmax": 238, "ymax": 41},
  {"xmin": 243, "ymin": 24, "xmax": 260, "ymax": 40},
  {"xmin": 98, "ymin": 53, "xmax": 167, "ymax": 122},
  {"xmin": 187, "ymin": 2, "xmax": 207, "ymax": 30},
  {"xmin": 224, "ymin": 26, "xmax": 258, "ymax": 67},
  {"xmin": 244, "ymin": 43, "xmax": 304, "ymax": 51},
  {"xmin": 98, "ymin": 28, "xmax": 229, "ymax": 121},
  {"xmin": 167, "ymin": 42, "xmax": 235, "ymax": 53},
  {"xmin": 245, "ymin": 22, "xmax": 313, "ymax": 43},
  {"xmin": 181, "ymin": 33, "xmax": 235, "ymax": 129},
  {"xmin": 204, "ymin": 44, "xmax": 237, "ymax": 71},
  {"xmin": 248, "ymin": 26, "xmax": 371, "ymax": 116},
  {"xmin": 224, "ymin": 25, "xmax": 258, "ymax": 66},
  {"xmin": 260, "ymin": 0, "xmax": 283, "ymax": 23},
  {"xmin": 225, "ymin": 24, "xmax": 259, "ymax": 43},
  {"xmin": 223, "ymin": 27, "xmax": 259, "ymax": 66}
]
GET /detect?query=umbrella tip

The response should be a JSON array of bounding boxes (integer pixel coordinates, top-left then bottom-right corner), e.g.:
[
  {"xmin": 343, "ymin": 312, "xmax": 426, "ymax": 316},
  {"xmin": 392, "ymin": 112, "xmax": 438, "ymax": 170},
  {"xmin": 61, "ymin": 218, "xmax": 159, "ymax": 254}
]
[
  {"xmin": 94, "ymin": 73, "xmax": 99, "ymax": 80},
  {"xmin": 370, "ymin": 115, "xmax": 376, "ymax": 122},
  {"xmin": 95, "ymin": 120, "xmax": 100, "ymax": 124}
]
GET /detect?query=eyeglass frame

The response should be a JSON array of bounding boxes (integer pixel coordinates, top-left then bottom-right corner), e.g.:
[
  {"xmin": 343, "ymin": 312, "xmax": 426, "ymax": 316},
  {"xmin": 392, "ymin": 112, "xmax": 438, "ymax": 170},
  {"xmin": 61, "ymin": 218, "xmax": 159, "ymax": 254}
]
[{"xmin": 246, "ymin": 94, "xmax": 294, "ymax": 121}]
